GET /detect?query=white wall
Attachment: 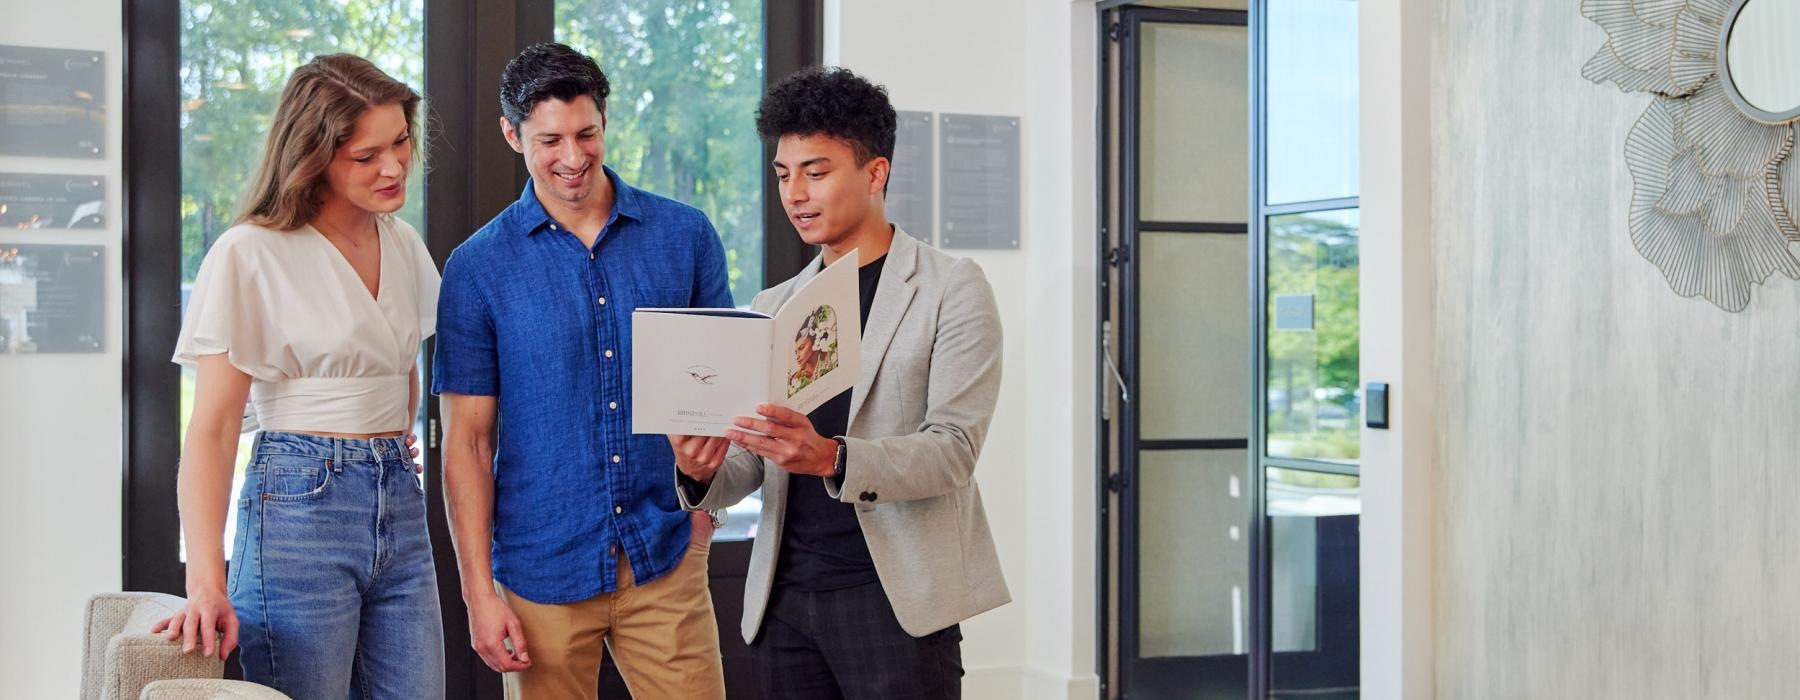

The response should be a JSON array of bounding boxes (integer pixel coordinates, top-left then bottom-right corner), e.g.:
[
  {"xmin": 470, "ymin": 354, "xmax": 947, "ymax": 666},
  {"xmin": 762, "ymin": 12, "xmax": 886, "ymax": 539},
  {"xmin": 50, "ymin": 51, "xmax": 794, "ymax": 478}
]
[
  {"xmin": 829, "ymin": 1, "xmax": 1098, "ymax": 697},
  {"xmin": 1359, "ymin": 0, "xmax": 1436, "ymax": 696},
  {"xmin": 0, "ymin": 2, "xmax": 126, "ymax": 697}
]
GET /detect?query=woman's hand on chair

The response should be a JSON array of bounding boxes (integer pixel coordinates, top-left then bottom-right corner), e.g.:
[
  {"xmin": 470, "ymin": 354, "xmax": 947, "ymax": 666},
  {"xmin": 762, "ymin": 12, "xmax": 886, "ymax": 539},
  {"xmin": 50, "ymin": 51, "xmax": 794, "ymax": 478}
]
[{"xmin": 151, "ymin": 587, "xmax": 239, "ymax": 659}]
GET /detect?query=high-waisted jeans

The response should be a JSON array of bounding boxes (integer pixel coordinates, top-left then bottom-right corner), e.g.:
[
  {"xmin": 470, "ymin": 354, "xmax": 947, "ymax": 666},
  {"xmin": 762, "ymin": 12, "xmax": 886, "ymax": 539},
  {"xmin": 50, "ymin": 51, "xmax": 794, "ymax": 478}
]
[{"xmin": 228, "ymin": 431, "xmax": 445, "ymax": 699}]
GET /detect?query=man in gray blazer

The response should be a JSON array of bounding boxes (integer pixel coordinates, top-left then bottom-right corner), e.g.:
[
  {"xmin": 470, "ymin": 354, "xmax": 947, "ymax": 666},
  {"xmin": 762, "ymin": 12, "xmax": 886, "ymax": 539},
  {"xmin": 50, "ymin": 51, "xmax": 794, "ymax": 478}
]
[{"xmin": 669, "ymin": 67, "xmax": 1007, "ymax": 698}]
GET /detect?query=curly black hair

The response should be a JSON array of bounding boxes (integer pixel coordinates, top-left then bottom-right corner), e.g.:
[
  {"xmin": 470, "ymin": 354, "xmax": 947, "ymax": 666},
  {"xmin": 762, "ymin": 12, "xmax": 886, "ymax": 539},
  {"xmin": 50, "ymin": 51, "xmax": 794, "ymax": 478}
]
[
  {"xmin": 755, "ymin": 67, "xmax": 896, "ymax": 166},
  {"xmin": 499, "ymin": 42, "xmax": 610, "ymax": 130}
]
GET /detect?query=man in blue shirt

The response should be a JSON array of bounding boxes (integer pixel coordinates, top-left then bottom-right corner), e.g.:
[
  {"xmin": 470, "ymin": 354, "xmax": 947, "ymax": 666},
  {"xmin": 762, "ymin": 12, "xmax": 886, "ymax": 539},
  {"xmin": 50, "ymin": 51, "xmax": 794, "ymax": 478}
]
[{"xmin": 434, "ymin": 43, "xmax": 730, "ymax": 699}]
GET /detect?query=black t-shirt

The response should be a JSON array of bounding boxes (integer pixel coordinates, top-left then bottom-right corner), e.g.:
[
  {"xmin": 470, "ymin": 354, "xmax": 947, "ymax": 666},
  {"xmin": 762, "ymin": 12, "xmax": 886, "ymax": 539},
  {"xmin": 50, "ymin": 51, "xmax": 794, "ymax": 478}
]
[{"xmin": 774, "ymin": 253, "xmax": 887, "ymax": 592}]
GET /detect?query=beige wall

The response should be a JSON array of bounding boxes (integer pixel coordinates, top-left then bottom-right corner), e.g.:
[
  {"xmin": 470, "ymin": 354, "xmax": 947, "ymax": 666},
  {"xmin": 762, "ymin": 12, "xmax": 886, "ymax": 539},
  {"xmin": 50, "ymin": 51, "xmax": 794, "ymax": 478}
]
[{"xmin": 1431, "ymin": 1, "xmax": 1800, "ymax": 697}]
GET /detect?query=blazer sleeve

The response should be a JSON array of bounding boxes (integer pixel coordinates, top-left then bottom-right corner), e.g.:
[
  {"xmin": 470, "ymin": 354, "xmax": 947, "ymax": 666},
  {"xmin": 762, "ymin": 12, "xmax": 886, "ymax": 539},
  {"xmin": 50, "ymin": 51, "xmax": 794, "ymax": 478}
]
[
  {"xmin": 826, "ymin": 258, "xmax": 1002, "ymax": 505},
  {"xmin": 675, "ymin": 444, "xmax": 766, "ymax": 511}
]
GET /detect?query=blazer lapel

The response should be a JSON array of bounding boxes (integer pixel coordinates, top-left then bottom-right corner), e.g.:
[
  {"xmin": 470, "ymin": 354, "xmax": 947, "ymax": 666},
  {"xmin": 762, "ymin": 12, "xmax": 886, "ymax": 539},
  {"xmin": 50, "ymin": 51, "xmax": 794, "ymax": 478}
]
[{"xmin": 848, "ymin": 229, "xmax": 919, "ymax": 428}]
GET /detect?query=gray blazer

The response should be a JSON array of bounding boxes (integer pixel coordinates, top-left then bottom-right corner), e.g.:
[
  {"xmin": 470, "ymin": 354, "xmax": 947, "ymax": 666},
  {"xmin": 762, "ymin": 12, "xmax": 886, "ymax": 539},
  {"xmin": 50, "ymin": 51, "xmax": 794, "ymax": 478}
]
[{"xmin": 677, "ymin": 227, "xmax": 1009, "ymax": 641}]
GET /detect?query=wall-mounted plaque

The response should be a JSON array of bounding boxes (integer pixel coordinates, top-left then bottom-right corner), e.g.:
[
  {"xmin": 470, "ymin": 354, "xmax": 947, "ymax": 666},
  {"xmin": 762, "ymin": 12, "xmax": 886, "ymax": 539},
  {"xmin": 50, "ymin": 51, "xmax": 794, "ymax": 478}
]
[
  {"xmin": 0, "ymin": 173, "xmax": 105, "ymax": 229},
  {"xmin": 0, "ymin": 244, "xmax": 104, "ymax": 353},
  {"xmin": 888, "ymin": 111, "xmax": 935, "ymax": 243},
  {"xmin": 1273, "ymin": 294, "xmax": 1315, "ymax": 331},
  {"xmin": 938, "ymin": 113, "xmax": 1020, "ymax": 250},
  {"xmin": 0, "ymin": 45, "xmax": 106, "ymax": 159}
]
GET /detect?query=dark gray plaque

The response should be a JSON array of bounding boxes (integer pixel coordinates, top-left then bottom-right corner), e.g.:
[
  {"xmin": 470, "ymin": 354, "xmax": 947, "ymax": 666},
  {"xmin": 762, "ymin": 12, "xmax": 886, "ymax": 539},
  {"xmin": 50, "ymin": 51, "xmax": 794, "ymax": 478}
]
[
  {"xmin": 0, "ymin": 173, "xmax": 105, "ymax": 229},
  {"xmin": 0, "ymin": 45, "xmax": 106, "ymax": 158},
  {"xmin": 938, "ymin": 114, "xmax": 1020, "ymax": 250},
  {"xmin": 888, "ymin": 111, "xmax": 934, "ymax": 242},
  {"xmin": 0, "ymin": 244, "xmax": 105, "ymax": 353}
]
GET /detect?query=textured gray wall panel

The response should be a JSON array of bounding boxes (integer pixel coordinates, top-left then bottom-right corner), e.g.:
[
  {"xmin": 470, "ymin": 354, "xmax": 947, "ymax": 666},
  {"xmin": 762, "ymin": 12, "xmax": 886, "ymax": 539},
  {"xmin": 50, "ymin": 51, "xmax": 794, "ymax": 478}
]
[{"xmin": 1433, "ymin": 1, "xmax": 1800, "ymax": 697}]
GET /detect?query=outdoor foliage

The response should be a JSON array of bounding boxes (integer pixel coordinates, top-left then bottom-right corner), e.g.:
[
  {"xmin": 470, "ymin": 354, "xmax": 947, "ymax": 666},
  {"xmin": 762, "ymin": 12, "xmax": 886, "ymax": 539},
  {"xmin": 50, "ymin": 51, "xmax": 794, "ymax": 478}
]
[
  {"xmin": 1266, "ymin": 211, "xmax": 1359, "ymax": 461},
  {"xmin": 179, "ymin": 0, "xmax": 767, "ymax": 303}
]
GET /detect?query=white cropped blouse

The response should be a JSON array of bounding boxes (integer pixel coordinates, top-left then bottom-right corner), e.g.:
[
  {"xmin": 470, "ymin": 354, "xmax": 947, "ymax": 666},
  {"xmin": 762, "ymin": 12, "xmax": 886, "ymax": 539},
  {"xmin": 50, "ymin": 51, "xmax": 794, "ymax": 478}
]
[{"xmin": 172, "ymin": 217, "xmax": 440, "ymax": 434}]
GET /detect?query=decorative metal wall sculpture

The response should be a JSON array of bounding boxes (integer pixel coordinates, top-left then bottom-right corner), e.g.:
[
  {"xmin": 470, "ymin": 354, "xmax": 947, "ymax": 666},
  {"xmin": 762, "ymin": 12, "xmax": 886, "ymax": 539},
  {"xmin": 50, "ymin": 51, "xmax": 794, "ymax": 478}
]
[{"xmin": 1584, "ymin": 0, "xmax": 1800, "ymax": 311}]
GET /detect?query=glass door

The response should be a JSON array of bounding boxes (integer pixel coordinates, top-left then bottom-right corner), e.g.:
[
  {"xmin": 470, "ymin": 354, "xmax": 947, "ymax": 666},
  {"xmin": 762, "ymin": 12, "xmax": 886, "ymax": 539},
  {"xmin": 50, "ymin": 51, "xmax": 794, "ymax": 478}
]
[{"xmin": 1103, "ymin": 6, "xmax": 1255, "ymax": 699}]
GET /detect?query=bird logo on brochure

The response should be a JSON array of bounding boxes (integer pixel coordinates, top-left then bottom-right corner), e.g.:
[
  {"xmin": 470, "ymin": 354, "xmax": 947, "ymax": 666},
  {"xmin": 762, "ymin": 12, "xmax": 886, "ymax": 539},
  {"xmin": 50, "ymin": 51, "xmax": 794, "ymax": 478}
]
[{"xmin": 685, "ymin": 365, "xmax": 720, "ymax": 385}]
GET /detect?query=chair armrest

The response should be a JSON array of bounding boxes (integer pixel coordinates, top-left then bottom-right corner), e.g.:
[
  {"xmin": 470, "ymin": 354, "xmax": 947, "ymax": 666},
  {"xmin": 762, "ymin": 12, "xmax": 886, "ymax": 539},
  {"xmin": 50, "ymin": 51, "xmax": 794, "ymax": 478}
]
[
  {"xmin": 84, "ymin": 593, "xmax": 187, "ymax": 700},
  {"xmin": 101, "ymin": 633, "xmax": 224, "ymax": 700},
  {"xmin": 140, "ymin": 679, "xmax": 293, "ymax": 699}
]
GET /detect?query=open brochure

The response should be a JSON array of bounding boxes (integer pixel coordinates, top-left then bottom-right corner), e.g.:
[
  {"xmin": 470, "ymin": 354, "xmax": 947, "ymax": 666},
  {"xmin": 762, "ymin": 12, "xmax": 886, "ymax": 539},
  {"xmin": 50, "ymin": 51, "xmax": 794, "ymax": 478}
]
[{"xmin": 631, "ymin": 249, "xmax": 862, "ymax": 436}]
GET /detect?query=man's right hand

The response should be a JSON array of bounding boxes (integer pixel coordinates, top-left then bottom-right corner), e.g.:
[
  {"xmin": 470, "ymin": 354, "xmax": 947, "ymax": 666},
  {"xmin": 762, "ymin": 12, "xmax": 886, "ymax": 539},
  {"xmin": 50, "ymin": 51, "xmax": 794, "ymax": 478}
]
[
  {"xmin": 668, "ymin": 434, "xmax": 729, "ymax": 483},
  {"xmin": 468, "ymin": 591, "xmax": 531, "ymax": 673}
]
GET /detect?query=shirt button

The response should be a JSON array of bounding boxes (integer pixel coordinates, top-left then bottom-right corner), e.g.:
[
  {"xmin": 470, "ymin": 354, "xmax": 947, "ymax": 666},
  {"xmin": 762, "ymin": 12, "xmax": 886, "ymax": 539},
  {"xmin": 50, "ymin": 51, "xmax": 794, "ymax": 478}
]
[
  {"xmin": 549, "ymin": 223, "xmax": 559, "ymax": 231},
  {"xmin": 612, "ymin": 454, "xmax": 621, "ymax": 464},
  {"xmin": 589, "ymin": 251, "xmax": 595, "ymax": 260},
  {"xmin": 597, "ymin": 297, "xmax": 606, "ymax": 305},
  {"xmin": 614, "ymin": 506, "xmax": 623, "ymax": 514},
  {"xmin": 609, "ymin": 401, "xmax": 618, "ymax": 410},
  {"xmin": 605, "ymin": 349, "xmax": 614, "ymax": 358}
]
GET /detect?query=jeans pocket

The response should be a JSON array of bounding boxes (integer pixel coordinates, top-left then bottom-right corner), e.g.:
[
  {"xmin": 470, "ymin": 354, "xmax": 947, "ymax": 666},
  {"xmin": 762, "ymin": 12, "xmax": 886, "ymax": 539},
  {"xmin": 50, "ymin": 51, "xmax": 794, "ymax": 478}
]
[
  {"xmin": 260, "ymin": 455, "xmax": 332, "ymax": 501},
  {"xmin": 226, "ymin": 498, "xmax": 252, "ymax": 596}
]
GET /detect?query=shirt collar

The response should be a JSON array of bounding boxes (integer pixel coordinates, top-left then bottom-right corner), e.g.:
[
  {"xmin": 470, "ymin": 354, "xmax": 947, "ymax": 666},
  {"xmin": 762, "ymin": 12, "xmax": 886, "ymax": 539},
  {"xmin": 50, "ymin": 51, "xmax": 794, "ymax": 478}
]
[{"xmin": 511, "ymin": 165, "xmax": 643, "ymax": 236}]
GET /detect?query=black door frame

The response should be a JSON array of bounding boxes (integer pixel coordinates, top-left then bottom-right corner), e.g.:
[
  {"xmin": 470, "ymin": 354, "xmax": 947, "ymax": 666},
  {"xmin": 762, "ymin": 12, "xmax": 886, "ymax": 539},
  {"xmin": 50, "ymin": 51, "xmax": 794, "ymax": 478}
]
[
  {"xmin": 124, "ymin": 2, "xmax": 821, "ymax": 698},
  {"xmin": 1095, "ymin": 3, "xmax": 1265, "ymax": 699}
]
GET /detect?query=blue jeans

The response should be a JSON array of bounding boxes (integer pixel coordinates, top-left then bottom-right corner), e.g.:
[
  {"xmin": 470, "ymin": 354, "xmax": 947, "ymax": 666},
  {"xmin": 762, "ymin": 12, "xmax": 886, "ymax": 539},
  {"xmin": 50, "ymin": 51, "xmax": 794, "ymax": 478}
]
[{"xmin": 228, "ymin": 431, "xmax": 445, "ymax": 699}]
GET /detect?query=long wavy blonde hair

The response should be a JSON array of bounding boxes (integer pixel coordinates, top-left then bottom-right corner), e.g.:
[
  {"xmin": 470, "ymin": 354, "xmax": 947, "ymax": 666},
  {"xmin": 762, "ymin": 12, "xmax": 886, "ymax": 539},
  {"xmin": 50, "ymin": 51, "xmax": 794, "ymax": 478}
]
[{"xmin": 236, "ymin": 54, "xmax": 422, "ymax": 230}]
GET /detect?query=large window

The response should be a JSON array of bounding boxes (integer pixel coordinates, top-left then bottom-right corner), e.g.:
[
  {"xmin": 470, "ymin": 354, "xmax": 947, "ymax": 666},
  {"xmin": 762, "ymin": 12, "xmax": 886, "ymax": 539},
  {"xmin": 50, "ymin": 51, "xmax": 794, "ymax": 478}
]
[
  {"xmin": 1265, "ymin": 209, "xmax": 1359, "ymax": 463},
  {"xmin": 1260, "ymin": 1, "xmax": 1361, "ymax": 696},
  {"xmin": 557, "ymin": 0, "xmax": 768, "ymax": 540},
  {"xmin": 556, "ymin": 0, "xmax": 766, "ymax": 305},
  {"xmin": 175, "ymin": 0, "xmax": 426, "ymax": 559},
  {"xmin": 1261, "ymin": 0, "xmax": 1359, "ymax": 466}
]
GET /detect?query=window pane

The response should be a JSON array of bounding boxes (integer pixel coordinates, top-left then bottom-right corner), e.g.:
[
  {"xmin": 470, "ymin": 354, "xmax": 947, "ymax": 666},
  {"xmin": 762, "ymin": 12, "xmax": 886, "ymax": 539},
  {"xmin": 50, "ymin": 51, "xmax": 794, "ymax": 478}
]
[
  {"xmin": 1139, "ymin": 231, "xmax": 1249, "ymax": 441},
  {"xmin": 558, "ymin": 0, "xmax": 767, "ymax": 540},
  {"xmin": 556, "ymin": 0, "xmax": 766, "ymax": 305},
  {"xmin": 1265, "ymin": 208, "xmax": 1358, "ymax": 463},
  {"xmin": 1267, "ymin": 466, "xmax": 1360, "ymax": 698},
  {"xmin": 1139, "ymin": 449, "xmax": 1251, "ymax": 662},
  {"xmin": 1266, "ymin": 0, "xmax": 1359, "ymax": 205},
  {"xmin": 1140, "ymin": 22, "xmax": 1248, "ymax": 223},
  {"xmin": 177, "ymin": 0, "xmax": 426, "ymax": 561}
]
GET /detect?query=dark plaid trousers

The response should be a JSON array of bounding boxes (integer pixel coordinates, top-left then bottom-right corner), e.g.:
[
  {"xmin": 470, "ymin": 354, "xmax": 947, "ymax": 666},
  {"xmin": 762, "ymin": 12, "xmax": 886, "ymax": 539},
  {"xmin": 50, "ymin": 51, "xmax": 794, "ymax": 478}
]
[{"xmin": 751, "ymin": 581, "xmax": 964, "ymax": 699}]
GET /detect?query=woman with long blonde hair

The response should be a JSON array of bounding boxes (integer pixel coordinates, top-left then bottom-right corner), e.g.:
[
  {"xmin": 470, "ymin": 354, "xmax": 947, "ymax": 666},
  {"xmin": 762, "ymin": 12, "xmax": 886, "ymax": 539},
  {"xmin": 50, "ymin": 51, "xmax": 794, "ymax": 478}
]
[{"xmin": 153, "ymin": 53, "xmax": 445, "ymax": 698}]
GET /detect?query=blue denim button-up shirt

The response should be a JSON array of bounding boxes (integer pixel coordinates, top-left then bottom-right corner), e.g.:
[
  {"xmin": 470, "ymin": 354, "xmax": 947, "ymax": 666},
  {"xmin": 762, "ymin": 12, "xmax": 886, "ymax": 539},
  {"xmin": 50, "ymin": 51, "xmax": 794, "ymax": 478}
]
[{"xmin": 432, "ymin": 168, "xmax": 733, "ymax": 604}]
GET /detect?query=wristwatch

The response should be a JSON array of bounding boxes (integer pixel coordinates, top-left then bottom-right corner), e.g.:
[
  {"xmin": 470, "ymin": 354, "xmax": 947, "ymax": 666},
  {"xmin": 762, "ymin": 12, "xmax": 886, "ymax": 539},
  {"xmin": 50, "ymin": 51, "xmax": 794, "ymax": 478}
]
[
  {"xmin": 707, "ymin": 508, "xmax": 727, "ymax": 529},
  {"xmin": 830, "ymin": 437, "xmax": 848, "ymax": 482}
]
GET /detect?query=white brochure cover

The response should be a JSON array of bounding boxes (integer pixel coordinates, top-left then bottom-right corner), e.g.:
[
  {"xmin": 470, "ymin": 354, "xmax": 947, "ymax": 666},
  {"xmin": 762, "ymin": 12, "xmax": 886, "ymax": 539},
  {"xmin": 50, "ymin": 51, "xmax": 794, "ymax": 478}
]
[{"xmin": 631, "ymin": 250, "xmax": 862, "ymax": 436}]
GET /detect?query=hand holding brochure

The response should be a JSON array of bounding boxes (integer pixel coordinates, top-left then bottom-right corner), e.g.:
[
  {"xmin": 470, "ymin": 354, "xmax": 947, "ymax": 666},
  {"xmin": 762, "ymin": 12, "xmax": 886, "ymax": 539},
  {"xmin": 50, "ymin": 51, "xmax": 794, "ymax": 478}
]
[{"xmin": 632, "ymin": 250, "xmax": 862, "ymax": 436}]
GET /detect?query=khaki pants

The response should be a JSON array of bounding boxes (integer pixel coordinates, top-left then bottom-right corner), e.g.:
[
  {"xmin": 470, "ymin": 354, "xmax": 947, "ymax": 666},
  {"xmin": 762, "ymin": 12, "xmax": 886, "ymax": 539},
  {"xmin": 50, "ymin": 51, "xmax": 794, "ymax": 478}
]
[{"xmin": 497, "ymin": 534, "xmax": 724, "ymax": 699}]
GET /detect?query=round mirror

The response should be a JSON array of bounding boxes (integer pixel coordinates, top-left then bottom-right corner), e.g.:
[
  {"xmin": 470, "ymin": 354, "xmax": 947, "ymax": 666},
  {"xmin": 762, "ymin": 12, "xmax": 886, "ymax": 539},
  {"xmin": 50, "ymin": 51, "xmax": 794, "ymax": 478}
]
[{"xmin": 1721, "ymin": 0, "xmax": 1800, "ymax": 123}]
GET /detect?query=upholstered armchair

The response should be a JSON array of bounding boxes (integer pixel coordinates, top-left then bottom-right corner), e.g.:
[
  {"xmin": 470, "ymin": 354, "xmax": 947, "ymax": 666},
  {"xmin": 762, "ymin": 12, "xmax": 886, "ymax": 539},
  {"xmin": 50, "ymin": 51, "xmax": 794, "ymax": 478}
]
[{"xmin": 80, "ymin": 592, "xmax": 291, "ymax": 700}]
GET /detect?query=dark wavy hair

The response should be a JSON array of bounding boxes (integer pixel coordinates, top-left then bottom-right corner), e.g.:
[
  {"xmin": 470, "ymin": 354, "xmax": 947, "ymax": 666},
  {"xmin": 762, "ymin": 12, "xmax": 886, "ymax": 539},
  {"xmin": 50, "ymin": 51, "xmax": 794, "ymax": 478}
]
[
  {"xmin": 499, "ymin": 42, "xmax": 610, "ymax": 129},
  {"xmin": 755, "ymin": 67, "xmax": 896, "ymax": 166}
]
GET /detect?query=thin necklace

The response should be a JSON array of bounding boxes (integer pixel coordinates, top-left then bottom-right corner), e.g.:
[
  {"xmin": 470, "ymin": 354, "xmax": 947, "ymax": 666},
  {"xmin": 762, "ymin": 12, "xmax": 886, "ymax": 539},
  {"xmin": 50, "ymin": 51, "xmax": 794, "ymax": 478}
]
[{"xmin": 318, "ymin": 218, "xmax": 377, "ymax": 248}]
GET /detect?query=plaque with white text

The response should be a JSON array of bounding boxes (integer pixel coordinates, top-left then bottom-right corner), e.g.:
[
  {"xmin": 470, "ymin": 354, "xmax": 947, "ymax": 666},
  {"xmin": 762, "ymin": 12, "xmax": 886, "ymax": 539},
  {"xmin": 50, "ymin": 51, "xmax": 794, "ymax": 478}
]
[
  {"xmin": 0, "ymin": 244, "xmax": 105, "ymax": 353},
  {"xmin": 0, "ymin": 46, "xmax": 106, "ymax": 159},
  {"xmin": 889, "ymin": 111, "xmax": 934, "ymax": 243},
  {"xmin": 0, "ymin": 173, "xmax": 105, "ymax": 229},
  {"xmin": 938, "ymin": 114, "xmax": 1020, "ymax": 250}
]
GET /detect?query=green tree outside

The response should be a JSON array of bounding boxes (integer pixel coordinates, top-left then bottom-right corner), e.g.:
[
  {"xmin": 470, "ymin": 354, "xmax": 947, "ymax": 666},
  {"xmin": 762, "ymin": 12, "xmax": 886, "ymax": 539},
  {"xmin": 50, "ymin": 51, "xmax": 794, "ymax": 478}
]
[
  {"xmin": 558, "ymin": 0, "xmax": 766, "ymax": 303},
  {"xmin": 1265, "ymin": 210, "xmax": 1360, "ymax": 461}
]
